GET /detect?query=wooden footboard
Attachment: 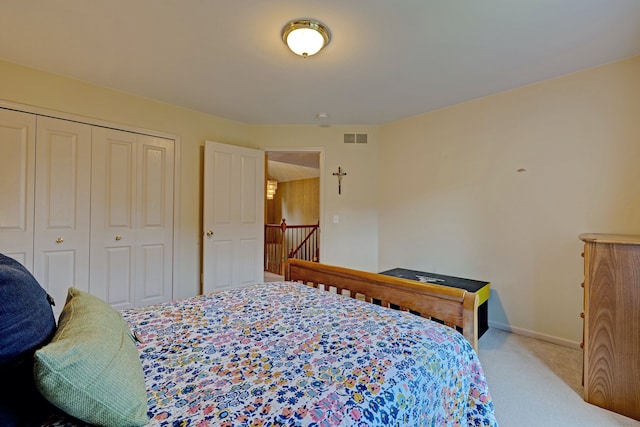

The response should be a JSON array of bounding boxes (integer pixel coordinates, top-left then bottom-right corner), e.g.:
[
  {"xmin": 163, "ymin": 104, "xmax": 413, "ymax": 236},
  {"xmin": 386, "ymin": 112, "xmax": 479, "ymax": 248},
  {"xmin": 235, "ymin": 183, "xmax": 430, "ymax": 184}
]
[{"xmin": 284, "ymin": 259, "xmax": 479, "ymax": 350}]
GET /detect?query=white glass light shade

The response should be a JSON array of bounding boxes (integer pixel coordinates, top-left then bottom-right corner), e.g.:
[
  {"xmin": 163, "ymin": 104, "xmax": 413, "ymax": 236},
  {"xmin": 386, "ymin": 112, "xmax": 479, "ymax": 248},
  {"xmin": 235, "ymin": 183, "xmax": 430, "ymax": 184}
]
[
  {"xmin": 266, "ymin": 180, "xmax": 278, "ymax": 200},
  {"xmin": 282, "ymin": 20, "xmax": 330, "ymax": 57},
  {"xmin": 286, "ymin": 28, "xmax": 324, "ymax": 56}
]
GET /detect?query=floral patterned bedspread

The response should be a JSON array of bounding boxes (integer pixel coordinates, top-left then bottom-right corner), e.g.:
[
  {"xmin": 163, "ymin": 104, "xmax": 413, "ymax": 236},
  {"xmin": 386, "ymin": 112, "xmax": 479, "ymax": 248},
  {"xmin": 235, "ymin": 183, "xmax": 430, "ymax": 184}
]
[{"xmin": 48, "ymin": 282, "xmax": 497, "ymax": 426}]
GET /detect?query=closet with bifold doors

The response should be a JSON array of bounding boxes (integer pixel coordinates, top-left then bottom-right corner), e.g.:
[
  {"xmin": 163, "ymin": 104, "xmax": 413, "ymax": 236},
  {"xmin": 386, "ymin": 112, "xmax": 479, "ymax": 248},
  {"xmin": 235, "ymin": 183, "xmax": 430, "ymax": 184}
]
[{"xmin": 0, "ymin": 107, "xmax": 175, "ymax": 316}]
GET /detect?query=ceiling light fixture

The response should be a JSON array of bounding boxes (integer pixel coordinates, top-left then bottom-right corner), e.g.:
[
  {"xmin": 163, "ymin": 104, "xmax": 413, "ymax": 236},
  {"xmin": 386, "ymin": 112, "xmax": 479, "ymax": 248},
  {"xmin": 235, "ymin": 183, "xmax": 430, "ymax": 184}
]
[
  {"xmin": 266, "ymin": 180, "xmax": 278, "ymax": 200},
  {"xmin": 282, "ymin": 19, "xmax": 331, "ymax": 57}
]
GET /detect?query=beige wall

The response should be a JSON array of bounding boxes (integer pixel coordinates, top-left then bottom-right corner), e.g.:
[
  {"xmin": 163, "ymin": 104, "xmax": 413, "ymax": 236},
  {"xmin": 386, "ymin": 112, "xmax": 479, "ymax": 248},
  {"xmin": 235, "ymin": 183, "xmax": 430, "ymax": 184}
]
[
  {"xmin": 250, "ymin": 125, "xmax": 380, "ymax": 271},
  {"xmin": 0, "ymin": 60, "xmax": 249, "ymax": 299},
  {"xmin": 379, "ymin": 55, "xmax": 640, "ymax": 345}
]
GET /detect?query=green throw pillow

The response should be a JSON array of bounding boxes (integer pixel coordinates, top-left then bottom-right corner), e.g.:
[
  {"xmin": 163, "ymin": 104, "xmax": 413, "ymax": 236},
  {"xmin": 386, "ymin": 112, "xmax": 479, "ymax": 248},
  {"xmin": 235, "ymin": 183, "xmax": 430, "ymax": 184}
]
[{"xmin": 34, "ymin": 288, "xmax": 148, "ymax": 427}]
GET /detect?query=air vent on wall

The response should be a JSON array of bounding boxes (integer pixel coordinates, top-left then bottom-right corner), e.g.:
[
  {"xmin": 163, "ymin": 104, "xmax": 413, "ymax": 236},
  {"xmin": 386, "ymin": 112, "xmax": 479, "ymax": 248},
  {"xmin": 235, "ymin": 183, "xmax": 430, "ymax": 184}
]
[{"xmin": 344, "ymin": 133, "xmax": 368, "ymax": 144}]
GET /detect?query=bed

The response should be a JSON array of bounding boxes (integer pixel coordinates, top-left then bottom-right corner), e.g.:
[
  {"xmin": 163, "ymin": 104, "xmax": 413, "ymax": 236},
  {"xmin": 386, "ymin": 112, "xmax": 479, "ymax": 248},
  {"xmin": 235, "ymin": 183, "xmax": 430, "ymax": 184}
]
[{"xmin": 2, "ymin": 256, "xmax": 497, "ymax": 426}]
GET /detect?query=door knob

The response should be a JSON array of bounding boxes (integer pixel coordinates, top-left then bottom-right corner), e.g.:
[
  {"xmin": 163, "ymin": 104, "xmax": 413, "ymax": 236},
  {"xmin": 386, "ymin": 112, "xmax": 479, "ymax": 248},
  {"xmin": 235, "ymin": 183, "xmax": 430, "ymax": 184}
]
[
  {"xmin": 55, "ymin": 237, "xmax": 64, "ymax": 243},
  {"xmin": 206, "ymin": 230, "xmax": 214, "ymax": 237},
  {"xmin": 115, "ymin": 235, "xmax": 122, "ymax": 241}
]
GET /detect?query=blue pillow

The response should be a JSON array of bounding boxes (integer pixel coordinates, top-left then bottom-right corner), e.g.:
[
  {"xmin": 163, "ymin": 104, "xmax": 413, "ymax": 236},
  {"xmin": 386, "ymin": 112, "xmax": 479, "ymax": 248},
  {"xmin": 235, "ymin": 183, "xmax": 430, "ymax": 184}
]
[
  {"xmin": 0, "ymin": 253, "xmax": 56, "ymax": 365},
  {"xmin": 0, "ymin": 253, "xmax": 57, "ymax": 426},
  {"xmin": 0, "ymin": 357, "xmax": 55, "ymax": 426}
]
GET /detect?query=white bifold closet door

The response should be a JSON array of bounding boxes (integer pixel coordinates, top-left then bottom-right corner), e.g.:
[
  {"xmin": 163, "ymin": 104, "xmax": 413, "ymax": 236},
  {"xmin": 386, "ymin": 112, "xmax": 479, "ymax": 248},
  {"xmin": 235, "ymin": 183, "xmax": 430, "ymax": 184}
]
[
  {"xmin": 33, "ymin": 116, "xmax": 92, "ymax": 309},
  {"xmin": 90, "ymin": 127, "xmax": 174, "ymax": 310},
  {"xmin": 0, "ymin": 107, "xmax": 175, "ymax": 313},
  {"xmin": 0, "ymin": 109, "xmax": 36, "ymax": 268}
]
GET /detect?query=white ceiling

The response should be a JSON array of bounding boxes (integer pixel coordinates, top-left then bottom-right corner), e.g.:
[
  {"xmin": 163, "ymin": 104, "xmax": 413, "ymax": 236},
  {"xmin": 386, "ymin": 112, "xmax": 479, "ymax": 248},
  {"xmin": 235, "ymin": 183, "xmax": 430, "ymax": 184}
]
[
  {"xmin": 267, "ymin": 160, "xmax": 320, "ymax": 183},
  {"xmin": 267, "ymin": 152, "xmax": 321, "ymax": 182},
  {"xmin": 1, "ymin": 1, "xmax": 640, "ymax": 126}
]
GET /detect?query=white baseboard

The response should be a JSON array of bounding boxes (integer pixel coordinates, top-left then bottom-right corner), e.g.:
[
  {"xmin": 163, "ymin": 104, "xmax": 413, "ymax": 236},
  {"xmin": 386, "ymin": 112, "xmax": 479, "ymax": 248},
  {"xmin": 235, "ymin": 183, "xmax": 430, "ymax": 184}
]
[{"xmin": 488, "ymin": 321, "xmax": 582, "ymax": 350}]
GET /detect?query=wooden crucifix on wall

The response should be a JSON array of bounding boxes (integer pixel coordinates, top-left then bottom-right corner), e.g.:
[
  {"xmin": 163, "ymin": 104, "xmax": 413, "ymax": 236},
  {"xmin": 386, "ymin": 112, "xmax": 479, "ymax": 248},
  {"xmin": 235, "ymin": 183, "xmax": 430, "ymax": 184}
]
[{"xmin": 332, "ymin": 166, "xmax": 347, "ymax": 195}]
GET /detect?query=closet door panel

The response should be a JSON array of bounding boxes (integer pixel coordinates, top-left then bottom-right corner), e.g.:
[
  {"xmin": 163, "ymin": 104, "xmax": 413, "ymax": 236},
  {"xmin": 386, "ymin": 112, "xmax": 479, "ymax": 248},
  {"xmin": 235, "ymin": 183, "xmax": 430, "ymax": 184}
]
[
  {"xmin": 139, "ymin": 244, "xmax": 165, "ymax": 302},
  {"xmin": 90, "ymin": 127, "xmax": 137, "ymax": 309},
  {"xmin": 34, "ymin": 117, "xmax": 91, "ymax": 311},
  {"xmin": 0, "ymin": 109, "xmax": 36, "ymax": 268},
  {"xmin": 103, "ymin": 246, "xmax": 134, "ymax": 307},
  {"xmin": 39, "ymin": 250, "xmax": 75, "ymax": 307},
  {"xmin": 135, "ymin": 136, "xmax": 174, "ymax": 306}
]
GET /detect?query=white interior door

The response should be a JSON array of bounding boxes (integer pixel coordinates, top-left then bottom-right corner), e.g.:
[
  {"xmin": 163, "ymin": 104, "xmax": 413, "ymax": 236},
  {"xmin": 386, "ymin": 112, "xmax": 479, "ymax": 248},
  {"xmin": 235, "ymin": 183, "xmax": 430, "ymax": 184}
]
[
  {"xmin": 33, "ymin": 117, "xmax": 91, "ymax": 312},
  {"xmin": 0, "ymin": 109, "xmax": 36, "ymax": 268},
  {"xmin": 202, "ymin": 141, "xmax": 264, "ymax": 293}
]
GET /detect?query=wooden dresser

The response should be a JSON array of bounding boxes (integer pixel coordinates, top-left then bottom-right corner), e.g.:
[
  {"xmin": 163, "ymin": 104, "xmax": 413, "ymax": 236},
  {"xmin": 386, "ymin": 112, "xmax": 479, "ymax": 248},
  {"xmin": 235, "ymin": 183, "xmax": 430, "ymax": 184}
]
[{"xmin": 579, "ymin": 233, "xmax": 640, "ymax": 421}]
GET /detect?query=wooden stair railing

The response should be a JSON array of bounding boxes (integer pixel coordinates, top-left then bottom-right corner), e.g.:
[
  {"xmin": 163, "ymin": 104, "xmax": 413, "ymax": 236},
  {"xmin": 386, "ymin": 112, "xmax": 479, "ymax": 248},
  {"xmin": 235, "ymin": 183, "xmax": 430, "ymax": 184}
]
[
  {"xmin": 288, "ymin": 220, "xmax": 319, "ymax": 261},
  {"xmin": 264, "ymin": 219, "xmax": 319, "ymax": 275}
]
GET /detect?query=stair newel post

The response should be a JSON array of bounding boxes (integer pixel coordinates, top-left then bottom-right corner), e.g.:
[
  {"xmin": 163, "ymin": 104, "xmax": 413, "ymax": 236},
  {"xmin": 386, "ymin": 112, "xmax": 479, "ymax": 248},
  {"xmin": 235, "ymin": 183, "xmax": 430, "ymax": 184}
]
[{"xmin": 279, "ymin": 218, "xmax": 287, "ymax": 275}]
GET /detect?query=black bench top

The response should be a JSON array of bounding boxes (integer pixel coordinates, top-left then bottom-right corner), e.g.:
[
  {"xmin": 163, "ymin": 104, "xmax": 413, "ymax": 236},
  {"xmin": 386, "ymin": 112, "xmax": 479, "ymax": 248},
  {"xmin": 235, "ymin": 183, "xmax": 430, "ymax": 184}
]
[{"xmin": 379, "ymin": 268, "xmax": 489, "ymax": 294}]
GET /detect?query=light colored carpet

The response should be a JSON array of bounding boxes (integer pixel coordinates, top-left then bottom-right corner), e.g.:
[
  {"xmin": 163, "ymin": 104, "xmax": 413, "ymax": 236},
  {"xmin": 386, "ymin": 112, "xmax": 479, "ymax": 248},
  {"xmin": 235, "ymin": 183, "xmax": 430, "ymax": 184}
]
[
  {"xmin": 264, "ymin": 271, "xmax": 284, "ymax": 282},
  {"xmin": 478, "ymin": 329, "xmax": 639, "ymax": 426}
]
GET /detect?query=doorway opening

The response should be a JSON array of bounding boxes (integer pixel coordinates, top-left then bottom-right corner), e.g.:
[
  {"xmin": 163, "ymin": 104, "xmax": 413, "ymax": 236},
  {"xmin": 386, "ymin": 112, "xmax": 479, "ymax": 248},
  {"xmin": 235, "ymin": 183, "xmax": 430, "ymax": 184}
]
[{"xmin": 264, "ymin": 149, "xmax": 323, "ymax": 280}]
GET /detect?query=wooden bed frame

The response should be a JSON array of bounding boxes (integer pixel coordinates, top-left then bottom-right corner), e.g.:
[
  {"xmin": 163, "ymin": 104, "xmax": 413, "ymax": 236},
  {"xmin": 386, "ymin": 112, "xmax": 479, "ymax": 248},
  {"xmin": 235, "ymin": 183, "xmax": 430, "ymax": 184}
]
[{"xmin": 285, "ymin": 259, "xmax": 479, "ymax": 350}]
